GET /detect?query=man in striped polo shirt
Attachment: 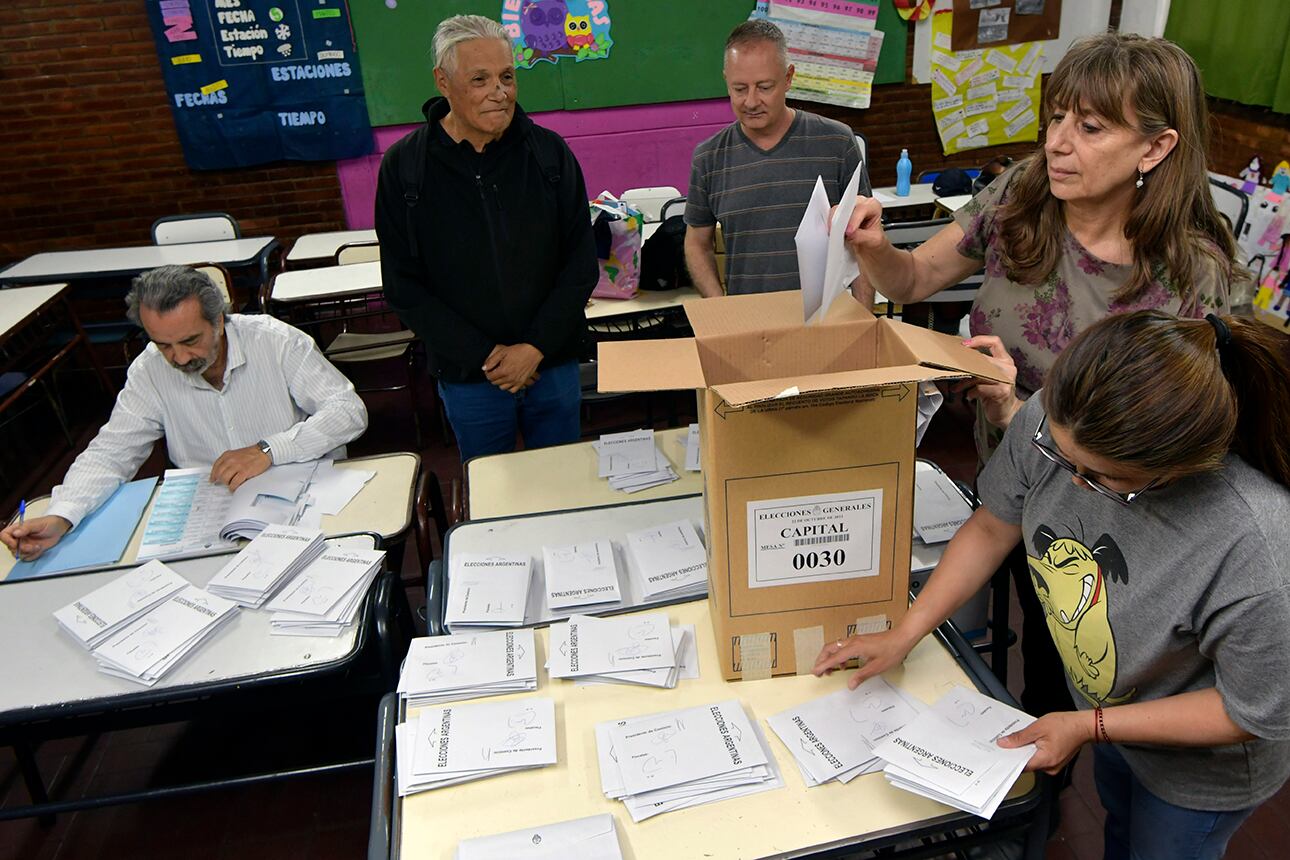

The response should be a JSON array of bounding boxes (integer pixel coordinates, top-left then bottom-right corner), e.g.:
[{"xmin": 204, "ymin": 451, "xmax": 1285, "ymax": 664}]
[{"xmin": 684, "ymin": 19, "xmax": 870, "ymax": 296}]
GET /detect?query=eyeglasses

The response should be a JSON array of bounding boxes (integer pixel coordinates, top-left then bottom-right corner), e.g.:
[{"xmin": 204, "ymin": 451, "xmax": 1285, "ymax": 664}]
[{"xmin": 1031, "ymin": 416, "xmax": 1159, "ymax": 506}]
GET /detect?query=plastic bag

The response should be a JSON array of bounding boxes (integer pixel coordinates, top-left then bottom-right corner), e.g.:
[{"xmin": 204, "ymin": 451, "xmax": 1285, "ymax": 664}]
[{"xmin": 589, "ymin": 192, "xmax": 642, "ymax": 300}]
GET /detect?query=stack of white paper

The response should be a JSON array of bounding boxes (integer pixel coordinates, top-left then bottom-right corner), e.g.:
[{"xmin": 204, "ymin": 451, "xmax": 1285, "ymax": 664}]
[
  {"xmin": 92, "ymin": 585, "xmax": 239, "ymax": 685},
  {"xmin": 219, "ymin": 461, "xmax": 320, "ymax": 540},
  {"xmin": 872, "ymin": 685, "xmax": 1036, "ymax": 819},
  {"xmin": 206, "ymin": 524, "xmax": 326, "ymax": 607},
  {"xmin": 625, "ymin": 519, "xmax": 707, "ymax": 600},
  {"xmin": 53, "ymin": 560, "xmax": 190, "ymax": 650},
  {"xmin": 454, "ymin": 813, "xmax": 623, "ymax": 860},
  {"xmin": 264, "ymin": 547, "xmax": 384, "ymax": 636},
  {"xmin": 767, "ymin": 677, "xmax": 924, "ymax": 787},
  {"xmin": 542, "ymin": 539, "xmax": 622, "ymax": 610},
  {"xmin": 593, "ymin": 429, "xmax": 678, "ymax": 493},
  {"xmin": 595, "ymin": 699, "xmax": 783, "ymax": 821},
  {"xmin": 913, "ymin": 468, "xmax": 973, "ymax": 544},
  {"xmin": 395, "ymin": 697, "xmax": 557, "ymax": 795},
  {"xmin": 548, "ymin": 613, "xmax": 685, "ymax": 689},
  {"xmin": 443, "ymin": 552, "xmax": 533, "ymax": 632},
  {"xmin": 677, "ymin": 422, "xmax": 701, "ymax": 472},
  {"xmin": 397, "ymin": 628, "xmax": 538, "ymax": 708},
  {"xmin": 574, "ymin": 623, "xmax": 700, "ymax": 690},
  {"xmin": 304, "ymin": 459, "xmax": 375, "ymax": 516}
]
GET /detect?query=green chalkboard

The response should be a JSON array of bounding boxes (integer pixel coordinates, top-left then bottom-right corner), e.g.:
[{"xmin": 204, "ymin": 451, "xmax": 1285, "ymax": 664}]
[{"xmin": 350, "ymin": 1, "xmax": 907, "ymax": 126}]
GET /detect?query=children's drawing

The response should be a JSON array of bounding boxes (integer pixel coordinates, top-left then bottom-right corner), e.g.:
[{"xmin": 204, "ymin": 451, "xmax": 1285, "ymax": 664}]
[{"xmin": 502, "ymin": 0, "xmax": 614, "ymax": 69}]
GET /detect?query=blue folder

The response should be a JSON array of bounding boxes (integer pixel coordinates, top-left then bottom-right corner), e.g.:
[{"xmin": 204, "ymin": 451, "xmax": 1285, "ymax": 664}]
[{"xmin": 8, "ymin": 477, "xmax": 159, "ymax": 581}]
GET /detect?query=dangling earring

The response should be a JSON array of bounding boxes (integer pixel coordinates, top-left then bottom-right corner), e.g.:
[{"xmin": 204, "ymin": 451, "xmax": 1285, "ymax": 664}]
[{"xmin": 1135, "ymin": 169, "xmax": 1145, "ymax": 189}]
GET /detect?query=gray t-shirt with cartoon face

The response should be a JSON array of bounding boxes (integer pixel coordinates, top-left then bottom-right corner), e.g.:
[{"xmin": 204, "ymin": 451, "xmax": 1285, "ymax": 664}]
[{"xmin": 979, "ymin": 397, "xmax": 1290, "ymax": 811}]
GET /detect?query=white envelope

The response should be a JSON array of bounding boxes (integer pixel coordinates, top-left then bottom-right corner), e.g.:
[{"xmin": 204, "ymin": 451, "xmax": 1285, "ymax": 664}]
[{"xmin": 455, "ymin": 813, "xmax": 623, "ymax": 860}]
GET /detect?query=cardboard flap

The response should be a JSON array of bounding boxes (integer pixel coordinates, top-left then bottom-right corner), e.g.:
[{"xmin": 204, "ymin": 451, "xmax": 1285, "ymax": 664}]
[
  {"xmin": 711, "ymin": 364, "xmax": 962, "ymax": 407},
  {"xmin": 683, "ymin": 291, "xmax": 805, "ymax": 338},
  {"xmin": 597, "ymin": 339, "xmax": 704, "ymax": 392},
  {"xmin": 884, "ymin": 319, "xmax": 1012, "ymax": 384},
  {"xmin": 822, "ymin": 290, "xmax": 876, "ymax": 323}
]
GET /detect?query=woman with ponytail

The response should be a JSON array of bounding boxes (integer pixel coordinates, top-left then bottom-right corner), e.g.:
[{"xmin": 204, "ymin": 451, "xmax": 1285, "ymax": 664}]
[{"xmin": 817, "ymin": 311, "xmax": 1290, "ymax": 860}]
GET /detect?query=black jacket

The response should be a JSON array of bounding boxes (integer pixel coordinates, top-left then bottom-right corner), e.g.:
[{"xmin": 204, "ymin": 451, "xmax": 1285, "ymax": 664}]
[{"xmin": 375, "ymin": 98, "xmax": 598, "ymax": 383}]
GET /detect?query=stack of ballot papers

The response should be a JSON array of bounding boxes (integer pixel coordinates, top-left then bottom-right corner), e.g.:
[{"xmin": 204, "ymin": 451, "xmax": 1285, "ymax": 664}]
[
  {"xmin": 677, "ymin": 422, "xmax": 700, "ymax": 472},
  {"xmin": 624, "ymin": 519, "xmax": 707, "ymax": 600},
  {"xmin": 53, "ymin": 559, "xmax": 190, "ymax": 650},
  {"xmin": 454, "ymin": 814, "xmax": 623, "ymax": 860},
  {"xmin": 205, "ymin": 524, "xmax": 326, "ymax": 607},
  {"xmin": 395, "ymin": 697, "xmax": 557, "ymax": 795},
  {"xmin": 398, "ymin": 628, "xmax": 538, "ymax": 707},
  {"xmin": 913, "ymin": 467, "xmax": 974, "ymax": 544},
  {"xmin": 443, "ymin": 552, "xmax": 533, "ymax": 632},
  {"xmin": 596, "ymin": 699, "xmax": 783, "ymax": 821},
  {"xmin": 872, "ymin": 685, "xmax": 1037, "ymax": 819},
  {"xmin": 91, "ymin": 585, "xmax": 239, "ymax": 685},
  {"xmin": 219, "ymin": 461, "xmax": 320, "ymax": 540},
  {"xmin": 542, "ymin": 539, "xmax": 622, "ymax": 610},
  {"xmin": 264, "ymin": 547, "xmax": 385, "ymax": 636},
  {"xmin": 548, "ymin": 613, "xmax": 692, "ymax": 689},
  {"xmin": 766, "ymin": 676, "xmax": 924, "ymax": 787},
  {"xmin": 593, "ymin": 429, "xmax": 678, "ymax": 493}
]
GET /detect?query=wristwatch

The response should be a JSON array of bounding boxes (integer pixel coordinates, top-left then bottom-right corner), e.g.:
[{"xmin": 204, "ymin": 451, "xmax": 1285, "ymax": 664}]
[{"xmin": 256, "ymin": 439, "xmax": 273, "ymax": 461}]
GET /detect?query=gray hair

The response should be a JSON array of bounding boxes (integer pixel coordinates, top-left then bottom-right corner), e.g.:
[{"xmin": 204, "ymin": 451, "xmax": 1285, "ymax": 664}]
[
  {"xmin": 725, "ymin": 19, "xmax": 789, "ymax": 70},
  {"xmin": 433, "ymin": 14, "xmax": 509, "ymax": 75},
  {"xmin": 125, "ymin": 265, "xmax": 228, "ymax": 327}
]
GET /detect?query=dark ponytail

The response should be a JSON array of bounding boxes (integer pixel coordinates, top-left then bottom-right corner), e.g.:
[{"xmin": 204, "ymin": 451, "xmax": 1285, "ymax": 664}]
[{"xmin": 1219, "ymin": 316, "xmax": 1290, "ymax": 488}]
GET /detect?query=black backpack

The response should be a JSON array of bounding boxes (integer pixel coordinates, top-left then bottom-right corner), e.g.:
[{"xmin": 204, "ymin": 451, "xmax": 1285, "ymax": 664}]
[{"xmin": 639, "ymin": 197, "xmax": 691, "ymax": 291}]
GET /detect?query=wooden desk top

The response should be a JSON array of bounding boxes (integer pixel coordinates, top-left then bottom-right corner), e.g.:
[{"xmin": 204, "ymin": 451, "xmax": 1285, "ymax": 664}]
[
  {"xmin": 286, "ymin": 229, "xmax": 378, "ymax": 264},
  {"xmin": 585, "ymin": 288, "xmax": 698, "ymax": 321},
  {"xmin": 270, "ymin": 260, "xmax": 383, "ymax": 303},
  {"xmin": 0, "ymin": 238, "xmax": 278, "ymax": 283},
  {"xmin": 0, "ymin": 283, "xmax": 68, "ymax": 343}
]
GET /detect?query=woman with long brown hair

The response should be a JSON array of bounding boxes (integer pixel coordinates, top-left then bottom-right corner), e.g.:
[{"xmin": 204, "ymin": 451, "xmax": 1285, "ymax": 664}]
[{"xmin": 816, "ymin": 310, "xmax": 1290, "ymax": 860}]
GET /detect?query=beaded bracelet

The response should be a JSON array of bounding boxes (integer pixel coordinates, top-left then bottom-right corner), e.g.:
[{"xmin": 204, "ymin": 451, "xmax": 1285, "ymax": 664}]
[{"xmin": 1094, "ymin": 706, "xmax": 1111, "ymax": 744}]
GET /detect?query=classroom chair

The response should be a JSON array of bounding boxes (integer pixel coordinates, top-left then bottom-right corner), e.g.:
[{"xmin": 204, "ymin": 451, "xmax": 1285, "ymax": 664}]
[
  {"xmin": 879, "ymin": 218, "xmax": 981, "ymax": 335},
  {"xmin": 620, "ymin": 186, "xmax": 682, "ymax": 223},
  {"xmin": 1209, "ymin": 178, "xmax": 1250, "ymax": 241},
  {"xmin": 412, "ymin": 467, "xmax": 451, "ymax": 589},
  {"xmin": 150, "ymin": 212, "xmax": 242, "ymax": 245}
]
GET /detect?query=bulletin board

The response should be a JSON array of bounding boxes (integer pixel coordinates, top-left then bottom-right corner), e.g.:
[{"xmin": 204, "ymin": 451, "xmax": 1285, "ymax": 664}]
[
  {"xmin": 950, "ymin": 0, "xmax": 1061, "ymax": 52},
  {"xmin": 349, "ymin": 0, "xmax": 908, "ymax": 127}
]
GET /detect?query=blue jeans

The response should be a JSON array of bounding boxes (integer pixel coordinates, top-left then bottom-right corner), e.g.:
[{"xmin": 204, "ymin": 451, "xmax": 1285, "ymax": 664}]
[
  {"xmin": 1094, "ymin": 744, "xmax": 1254, "ymax": 860},
  {"xmin": 438, "ymin": 361, "xmax": 581, "ymax": 462}
]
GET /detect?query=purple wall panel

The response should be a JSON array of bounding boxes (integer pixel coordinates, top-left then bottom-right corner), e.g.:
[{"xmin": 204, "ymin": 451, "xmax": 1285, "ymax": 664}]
[{"xmin": 336, "ymin": 98, "xmax": 734, "ymax": 228}]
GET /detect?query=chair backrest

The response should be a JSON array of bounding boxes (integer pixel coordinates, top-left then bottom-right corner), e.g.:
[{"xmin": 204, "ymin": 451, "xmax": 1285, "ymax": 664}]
[
  {"xmin": 151, "ymin": 212, "xmax": 241, "ymax": 245},
  {"xmin": 620, "ymin": 186, "xmax": 683, "ymax": 223},
  {"xmin": 335, "ymin": 241, "xmax": 381, "ymax": 265},
  {"xmin": 1208, "ymin": 178, "xmax": 1249, "ymax": 240},
  {"xmin": 884, "ymin": 217, "xmax": 953, "ymax": 249},
  {"xmin": 191, "ymin": 263, "xmax": 234, "ymax": 306}
]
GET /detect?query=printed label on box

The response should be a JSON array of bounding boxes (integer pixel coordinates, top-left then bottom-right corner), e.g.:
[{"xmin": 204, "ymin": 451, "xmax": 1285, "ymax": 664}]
[{"xmin": 746, "ymin": 489, "xmax": 883, "ymax": 589}]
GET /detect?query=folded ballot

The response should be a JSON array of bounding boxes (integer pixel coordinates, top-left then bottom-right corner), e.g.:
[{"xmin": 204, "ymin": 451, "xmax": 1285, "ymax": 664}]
[
  {"xmin": 53, "ymin": 559, "xmax": 189, "ymax": 650},
  {"xmin": 92, "ymin": 585, "xmax": 239, "ymax": 686},
  {"xmin": 594, "ymin": 429, "xmax": 679, "ymax": 493},
  {"xmin": 596, "ymin": 700, "xmax": 783, "ymax": 822},
  {"xmin": 397, "ymin": 628, "xmax": 538, "ymax": 708},
  {"xmin": 767, "ymin": 676, "xmax": 924, "ymax": 787},
  {"xmin": 455, "ymin": 814, "xmax": 624, "ymax": 860},
  {"xmin": 444, "ymin": 552, "xmax": 533, "ymax": 632},
  {"xmin": 548, "ymin": 613, "xmax": 678, "ymax": 687},
  {"xmin": 396, "ymin": 697, "xmax": 557, "ymax": 795},
  {"xmin": 625, "ymin": 519, "xmax": 707, "ymax": 600},
  {"xmin": 872, "ymin": 685, "xmax": 1037, "ymax": 819},
  {"xmin": 542, "ymin": 539, "xmax": 622, "ymax": 610},
  {"xmin": 575, "ymin": 624, "xmax": 699, "ymax": 689},
  {"xmin": 264, "ymin": 547, "xmax": 384, "ymax": 636},
  {"xmin": 679, "ymin": 422, "xmax": 700, "ymax": 472},
  {"xmin": 206, "ymin": 524, "xmax": 326, "ymax": 607}
]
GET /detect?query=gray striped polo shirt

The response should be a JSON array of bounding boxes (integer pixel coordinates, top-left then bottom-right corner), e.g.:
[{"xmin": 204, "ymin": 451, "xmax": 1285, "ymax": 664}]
[{"xmin": 684, "ymin": 110, "xmax": 867, "ymax": 295}]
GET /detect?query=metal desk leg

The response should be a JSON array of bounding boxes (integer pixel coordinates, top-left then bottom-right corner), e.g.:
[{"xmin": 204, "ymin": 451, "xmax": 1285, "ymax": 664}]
[
  {"xmin": 13, "ymin": 739, "xmax": 55, "ymax": 827},
  {"xmin": 367, "ymin": 693, "xmax": 398, "ymax": 860}
]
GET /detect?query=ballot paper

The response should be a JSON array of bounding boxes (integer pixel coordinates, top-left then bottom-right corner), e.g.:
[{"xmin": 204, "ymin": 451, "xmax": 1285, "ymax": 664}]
[
  {"xmin": 625, "ymin": 519, "xmax": 707, "ymax": 599},
  {"xmin": 397, "ymin": 628, "xmax": 538, "ymax": 707},
  {"xmin": 454, "ymin": 813, "xmax": 624, "ymax": 860},
  {"xmin": 219, "ymin": 461, "xmax": 319, "ymax": 540},
  {"xmin": 542, "ymin": 539, "xmax": 622, "ymax": 609},
  {"xmin": 548, "ymin": 613, "xmax": 676, "ymax": 679},
  {"xmin": 767, "ymin": 677, "xmax": 923, "ymax": 787},
  {"xmin": 398, "ymin": 697, "xmax": 557, "ymax": 794},
  {"xmin": 913, "ymin": 467, "xmax": 973, "ymax": 543},
  {"xmin": 92, "ymin": 585, "xmax": 239, "ymax": 685},
  {"xmin": 682, "ymin": 423, "xmax": 700, "ymax": 472},
  {"xmin": 796, "ymin": 163, "xmax": 863, "ymax": 324},
  {"xmin": 594, "ymin": 429, "xmax": 679, "ymax": 493},
  {"xmin": 443, "ymin": 552, "xmax": 533, "ymax": 631},
  {"xmin": 53, "ymin": 560, "xmax": 190, "ymax": 650},
  {"xmin": 206, "ymin": 524, "xmax": 326, "ymax": 607},
  {"xmin": 873, "ymin": 685, "xmax": 1036, "ymax": 819},
  {"xmin": 265, "ymin": 547, "xmax": 384, "ymax": 636},
  {"xmin": 596, "ymin": 699, "xmax": 782, "ymax": 821},
  {"xmin": 305, "ymin": 460, "xmax": 375, "ymax": 516},
  {"xmin": 575, "ymin": 624, "xmax": 698, "ymax": 689}
]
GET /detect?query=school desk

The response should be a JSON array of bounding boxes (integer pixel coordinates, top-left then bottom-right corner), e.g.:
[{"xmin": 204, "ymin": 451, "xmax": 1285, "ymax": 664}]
[
  {"xmin": 286, "ymin": 229, "xmax": 379, "ymax": 267},
  {"xmin": 0, "ymin": 237, "xmax": 281, "ymax": 287}
]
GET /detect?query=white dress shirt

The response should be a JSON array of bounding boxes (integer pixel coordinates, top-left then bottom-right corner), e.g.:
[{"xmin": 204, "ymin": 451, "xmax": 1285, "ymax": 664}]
[{"xmin": 48, "ymin": 314, "xmax": 369, "ymax": 528}]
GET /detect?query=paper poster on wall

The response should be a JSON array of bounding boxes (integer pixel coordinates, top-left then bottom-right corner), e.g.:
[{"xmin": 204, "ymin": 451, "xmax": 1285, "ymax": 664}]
[
  {"xmin": 754, "ymin": 0, "xmax": 885, "ymax": 109},
  {"xmin": 503, "ymin": 0, "xmax": 613, "ymax": 70},
  {"xmin": 145, "ymin": 0, "xmax": 372, "ymax": 171},
  {"xmin": 951, "ymin": 0, "xmax": 1060, "ymax": 51},
  {"xmin": 929, "ymin": 8, "xmax": 1041, "ymax": 155}
]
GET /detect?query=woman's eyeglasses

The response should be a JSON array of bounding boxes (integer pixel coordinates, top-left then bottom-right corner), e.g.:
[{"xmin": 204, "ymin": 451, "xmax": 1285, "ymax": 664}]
[{"xmin": 1031, "ymin": 416, "xmax": 1158, "ymax": 506}]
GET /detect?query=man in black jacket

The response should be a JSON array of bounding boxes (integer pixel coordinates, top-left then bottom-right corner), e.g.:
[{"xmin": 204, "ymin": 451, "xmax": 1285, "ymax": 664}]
[{"xmin": 375, "ymin": 14, "xmax": 598, "ymax": 461}]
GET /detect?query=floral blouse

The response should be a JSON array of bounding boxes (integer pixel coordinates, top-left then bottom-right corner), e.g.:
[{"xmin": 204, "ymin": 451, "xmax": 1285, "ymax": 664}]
[{"xmin": 952, "ymin": 165, "xmax": 1230, "ymax": 457}]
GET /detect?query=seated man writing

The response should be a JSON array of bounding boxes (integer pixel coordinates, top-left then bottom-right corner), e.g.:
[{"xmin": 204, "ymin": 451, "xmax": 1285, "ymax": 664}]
[{"xmin": 1, "ymin": 265, "xmax": 368, "ymax": 561}]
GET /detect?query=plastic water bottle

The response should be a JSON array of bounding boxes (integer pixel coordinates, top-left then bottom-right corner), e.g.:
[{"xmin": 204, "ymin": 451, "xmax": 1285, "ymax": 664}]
[{"xmin": 895, "ymin": 148, "xmax": 912, "ymax": 197}]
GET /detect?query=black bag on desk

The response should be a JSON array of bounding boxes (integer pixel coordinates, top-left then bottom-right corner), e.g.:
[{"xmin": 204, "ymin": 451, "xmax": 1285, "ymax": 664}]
[{"xmin": 639, "ymin": 197, "xmax": 692, "ymax": 291}]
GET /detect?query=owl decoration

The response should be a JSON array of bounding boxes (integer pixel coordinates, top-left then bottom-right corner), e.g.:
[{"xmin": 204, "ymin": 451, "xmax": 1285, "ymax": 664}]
[
  {"xmin": 564, "ymin": 14, "xmax": 595, "ymax": 51},
  {"xmin": 519, "ymin": 0, "xmax": 569, "ymax": 54}
]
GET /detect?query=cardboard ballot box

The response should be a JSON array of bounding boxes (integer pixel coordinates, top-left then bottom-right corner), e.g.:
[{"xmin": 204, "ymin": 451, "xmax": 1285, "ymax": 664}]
[{"xmin": 598, "ymin": 291, "xmax": 1006, "ymax": 680}]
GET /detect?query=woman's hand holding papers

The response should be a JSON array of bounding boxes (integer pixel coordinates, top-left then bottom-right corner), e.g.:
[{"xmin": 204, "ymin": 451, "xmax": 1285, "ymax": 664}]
[
  {"xmin": 997, "ymin": 710, "xmax": 1096, "ymax": 775},
  {"xmin": 812, "ymin": 628, "xmax": 919, "ymax": 691}
]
